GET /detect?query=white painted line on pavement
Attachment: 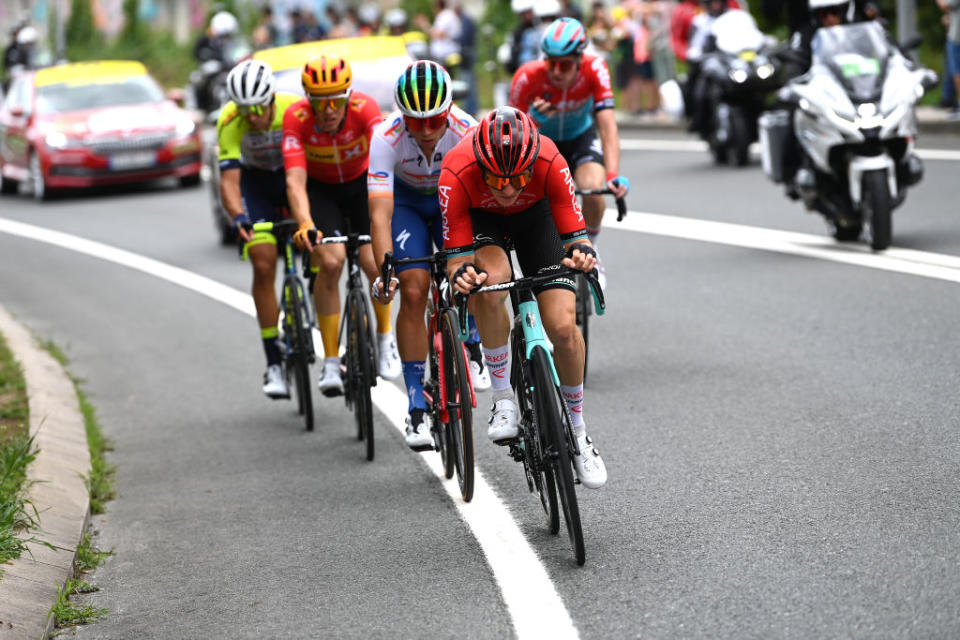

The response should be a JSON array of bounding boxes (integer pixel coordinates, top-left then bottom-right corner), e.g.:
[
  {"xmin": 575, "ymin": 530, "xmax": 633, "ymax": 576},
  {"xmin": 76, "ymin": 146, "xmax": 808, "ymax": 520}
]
[
  {"xmin": 605, "ymin": 209, "xmax": 960, "ymax": 284},
  {"xmin": 619, "ymin": 138, "xmax": 960, "ymax": 161},
  {"xmin": 0, "ymin": 216, "xmax": 579, "ymax": 640}
]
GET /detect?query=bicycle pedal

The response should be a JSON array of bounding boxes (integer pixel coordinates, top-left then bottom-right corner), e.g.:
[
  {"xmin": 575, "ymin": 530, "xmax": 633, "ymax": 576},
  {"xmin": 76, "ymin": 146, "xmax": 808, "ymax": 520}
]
[
  {"xmin": 493, "ymin": 436, "xmax": 518, "ymax": 447},
  {"xmin": 321, "ymin": 388, "xmax": 343, "ymax": 398},
  {"xmin": 409, "ymin": 443, "xmax": 434, "ymax": 453}
]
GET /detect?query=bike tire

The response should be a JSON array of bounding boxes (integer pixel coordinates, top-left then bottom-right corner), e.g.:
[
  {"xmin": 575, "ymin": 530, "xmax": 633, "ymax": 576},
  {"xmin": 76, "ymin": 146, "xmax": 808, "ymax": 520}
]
[
  {"xmin": 513, "ymin": 326, "xmax": 559, "ymax": 535},
  {"xmin": 347, "ymin": 291, "xmax": 375, "ymax": 461},
  {"xmin": 428, "ymin": 325, "xmax": 455, "ymax": 479},
  {"xmin": 285, "ymin": 278, "xmax": 314, "ymax": 432},
  {"xmin": 531, "ymin": 346, "xmax": 585, "ymax": 565},
  {"xmin": 440, "ymin": 309, "xmax": 474, "ymax": 502},
  {"xmin": 576, "ymin": 274, "xmax": 591, "ymax": 383}
]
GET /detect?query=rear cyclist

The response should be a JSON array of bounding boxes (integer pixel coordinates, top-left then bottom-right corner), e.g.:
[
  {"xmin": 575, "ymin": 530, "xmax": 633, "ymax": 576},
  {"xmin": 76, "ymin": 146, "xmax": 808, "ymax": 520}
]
[
  {"xmin": 509, "ymin": 17, "xmax": 629, "ymax": 289},
  {"xmin": 368, "ymin": 61, "xmax": 490, "ymax": 451},
  {"xmin": 440, "ymin": 107, "xmax": 607, "ymax": 488},
  {"xmin": 217, "ymin": 59, "xmax": 301, "ymax": 398},
  {"xmin": 282, "ymin": 54, "xmax": 402, "ymax": 396}
]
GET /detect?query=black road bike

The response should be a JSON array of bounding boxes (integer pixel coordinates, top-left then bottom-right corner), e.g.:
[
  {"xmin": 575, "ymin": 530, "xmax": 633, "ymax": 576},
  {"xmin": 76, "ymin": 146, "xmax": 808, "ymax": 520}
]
[
  {"xmin": 311, "ymin": 232, "xmax": 378, "ymax": 461},
  {"xmin": 243, "ymin": 219, "xmax": 316, "ymax": 431},
  {"xmin": 381, "ymin": 251, "xmax": 476, "ymax": 501},
  {"xmin": 573, "ymin": 188, "xmax": 626, "ymax": 382},
  {"xmin": 457, "ymin": 266, "xmax": 605, "ymax": 565}
]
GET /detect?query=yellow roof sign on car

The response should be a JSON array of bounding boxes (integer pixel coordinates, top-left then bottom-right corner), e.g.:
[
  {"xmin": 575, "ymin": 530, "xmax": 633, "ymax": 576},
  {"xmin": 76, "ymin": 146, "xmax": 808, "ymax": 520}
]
[
  {"xmin": 253, "ymin": 36, "xmax": 410, "ymax": 72},
  {"xmin": 35, "ymin": 61, "xmax": 148, "ymax": 87}
]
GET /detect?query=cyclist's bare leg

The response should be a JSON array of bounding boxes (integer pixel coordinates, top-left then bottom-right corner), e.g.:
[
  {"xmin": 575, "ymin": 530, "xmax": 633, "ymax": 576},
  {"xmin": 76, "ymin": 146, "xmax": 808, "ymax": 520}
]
[
  {"xmin": 470, "ymin": 245, "xmax": 512, "ymax": 348},
  {"xmin": 575, "ymin": 161, "xmax": 606, "ymax": 236},
  {"xmin": 312, "ymin": 243, "xmax": 346, "ymax": 316},
  {"xmin": 248, "ymin": 242, "xmax": 279, "ymax": 329},
  {"xmin": 397, "ymin": 268, "xmax": 429, "ymax": 360},
  {"xmin": 537, "ymin": 287, "xmax": 584, "ymax": 387}
]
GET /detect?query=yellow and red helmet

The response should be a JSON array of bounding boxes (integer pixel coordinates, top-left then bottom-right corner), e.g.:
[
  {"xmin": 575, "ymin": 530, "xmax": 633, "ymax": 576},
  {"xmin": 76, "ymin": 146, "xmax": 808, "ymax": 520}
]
[{"xmin": 301, "ymin": 55, "xmax": 352, "ymax": 95}]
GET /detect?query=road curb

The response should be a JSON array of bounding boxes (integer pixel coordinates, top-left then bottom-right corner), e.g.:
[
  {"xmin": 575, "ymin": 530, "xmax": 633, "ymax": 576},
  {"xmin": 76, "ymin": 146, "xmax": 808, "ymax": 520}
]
[{"xmin": 0, "ymin": 306, "xmax": 91, "ymax": 640}]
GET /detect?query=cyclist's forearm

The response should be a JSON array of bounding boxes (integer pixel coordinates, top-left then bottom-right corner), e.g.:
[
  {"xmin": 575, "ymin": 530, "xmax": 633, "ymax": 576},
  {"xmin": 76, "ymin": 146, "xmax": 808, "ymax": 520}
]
[
  {"xmin": 285, "ymin": 168, "xmax": 311, "ymax": 226},
  {"xmin": 369, "ymin": 196, "xmax": 394, "ymax": 270},
  {"xmin": 595, "ymin": 110, "xmax": 621, "ymax": 177},
  {"xmin": 219, "ymin": 168, "xmax": 244, "ymax": 218}
]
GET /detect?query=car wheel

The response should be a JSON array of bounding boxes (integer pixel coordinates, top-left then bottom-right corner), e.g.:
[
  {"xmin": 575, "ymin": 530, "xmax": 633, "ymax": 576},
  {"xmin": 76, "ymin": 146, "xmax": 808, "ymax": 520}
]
[
  {"xmin": 29, "ymin": 150, "xmax": 49, "ymax": 201},
  {"xmin": 179, "ymin": 173, "xmax": 201, "ymax": 188},
  {"xmin": 0, "ymin": 169, "xmax": 19, "ymax": 195}
]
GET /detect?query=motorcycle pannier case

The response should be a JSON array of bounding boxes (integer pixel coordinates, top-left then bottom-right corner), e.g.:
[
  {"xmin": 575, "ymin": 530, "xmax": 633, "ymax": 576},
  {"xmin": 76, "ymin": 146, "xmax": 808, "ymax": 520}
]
[{"xmin": 758, "ymin": 110, "xmax": 791, "ymax": 183}]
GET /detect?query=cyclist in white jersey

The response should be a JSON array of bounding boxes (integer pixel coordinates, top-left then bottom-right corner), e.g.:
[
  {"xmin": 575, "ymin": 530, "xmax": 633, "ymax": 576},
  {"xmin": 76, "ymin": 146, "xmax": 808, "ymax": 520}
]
[{"xmin": 369, "ymin": 61, "xmax": 490, "ymax": 450}]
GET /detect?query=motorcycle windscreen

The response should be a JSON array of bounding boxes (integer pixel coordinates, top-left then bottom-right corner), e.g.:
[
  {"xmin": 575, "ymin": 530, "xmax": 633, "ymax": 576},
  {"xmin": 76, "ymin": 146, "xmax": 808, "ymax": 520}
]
[
  {"xmin": 711, "ymin": 10, "xmax": 765, "ymax": 54},
  {"xmin": 811, "ymin": 22, "xmax": 891, "ymax": 103}
]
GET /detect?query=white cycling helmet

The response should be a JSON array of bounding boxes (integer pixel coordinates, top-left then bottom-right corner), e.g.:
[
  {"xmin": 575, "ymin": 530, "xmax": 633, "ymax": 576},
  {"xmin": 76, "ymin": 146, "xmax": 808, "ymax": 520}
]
[
  {"xmin": 226, "ymin": 60, "xmax": 276, "ymax": 107},
  {"xmin": 210, "ymin": 11, "xmax": 239, "ymax": 37}
]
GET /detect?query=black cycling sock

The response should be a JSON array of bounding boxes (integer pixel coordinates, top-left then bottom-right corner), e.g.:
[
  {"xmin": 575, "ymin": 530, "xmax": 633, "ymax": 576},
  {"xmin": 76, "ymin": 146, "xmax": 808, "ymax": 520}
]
[
  {"xmin": 263, "ymin": 337, "xmax": 282, "ymax": 367},
  {"xmin": 466, "ymin": 341, "xmax": 483, "ymax": 367}
]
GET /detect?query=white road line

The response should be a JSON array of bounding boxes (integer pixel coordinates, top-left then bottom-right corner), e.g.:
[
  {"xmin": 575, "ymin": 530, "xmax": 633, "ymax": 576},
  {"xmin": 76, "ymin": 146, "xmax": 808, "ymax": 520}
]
[
  {"xmin": 619, "ymin": 138, "xmax": 960, "ymax": 161},
  {"xmin": 0, "ymin": 216, "xmax": 578, "ymax": 640}
]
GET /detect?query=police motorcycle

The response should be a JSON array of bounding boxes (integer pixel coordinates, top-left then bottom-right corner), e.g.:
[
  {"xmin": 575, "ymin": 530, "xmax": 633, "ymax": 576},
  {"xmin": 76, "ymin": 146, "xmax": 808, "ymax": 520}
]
[
  {"xmin": 695, "ymin": 10, "xmax": 782, "ymax": 166},
  {"xmin": 760, "ymin": 21, "xmax": 936, "ymax": 250}
]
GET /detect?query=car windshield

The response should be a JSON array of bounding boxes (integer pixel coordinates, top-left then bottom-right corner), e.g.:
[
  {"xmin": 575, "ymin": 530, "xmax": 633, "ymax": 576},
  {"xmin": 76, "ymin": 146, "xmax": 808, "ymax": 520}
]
[
  {"xmin": 35, "ymin": 75, "xmax": 165, "ymax": 115},
  {"xmin": 811, "ymin": 22, "xmax": 891, "ymax": 102}
]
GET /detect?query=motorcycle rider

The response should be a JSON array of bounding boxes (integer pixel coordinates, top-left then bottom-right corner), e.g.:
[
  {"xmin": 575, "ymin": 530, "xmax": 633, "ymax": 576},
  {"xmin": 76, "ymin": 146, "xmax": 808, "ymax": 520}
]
[
  {"xmin": 193, "ymin": 11, "xmax": 241, "ymax": 112},
  {"xmin": 684, "ymin": 0, "xmax": 731, "ymax": 134}
]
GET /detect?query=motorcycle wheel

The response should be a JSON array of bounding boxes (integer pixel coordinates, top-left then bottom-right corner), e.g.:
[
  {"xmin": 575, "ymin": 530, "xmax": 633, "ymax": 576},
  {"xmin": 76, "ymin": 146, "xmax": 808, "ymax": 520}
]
[
  {"xmin": 728, "ymin": 109, "xmax": 750, "ymax": 167},
  {"xmin": 863, "ymin": 170, "xmax": 892, "ymax": 251}
]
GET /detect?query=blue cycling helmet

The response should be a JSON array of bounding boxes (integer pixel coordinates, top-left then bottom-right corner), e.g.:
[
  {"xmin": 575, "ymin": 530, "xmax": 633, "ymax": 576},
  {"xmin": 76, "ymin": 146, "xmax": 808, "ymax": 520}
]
[{"xmin": 541, "ymin": 17, "xmax": 587, "ymax": 57}]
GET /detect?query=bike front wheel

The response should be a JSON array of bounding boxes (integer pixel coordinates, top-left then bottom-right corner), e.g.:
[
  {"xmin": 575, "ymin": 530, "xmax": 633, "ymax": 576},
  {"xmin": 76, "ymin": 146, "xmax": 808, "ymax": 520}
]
[
  {"xmin": 531, "ymin": 345, "xmax": 585, "ymax": 565},
  {"xmin": 285, "ymin": 277, "xmax": 313, "ymax": 432},
  {"xmin": 346, "ymin": 291, "xmax": 375, "ymax": 461},
  {"xmin": 440, "ymin": 308, "xmax": 474, "ymax": 502},
  {"xmin": 576, "ymin": 274, "xmax": 591, "ymax": 383}
]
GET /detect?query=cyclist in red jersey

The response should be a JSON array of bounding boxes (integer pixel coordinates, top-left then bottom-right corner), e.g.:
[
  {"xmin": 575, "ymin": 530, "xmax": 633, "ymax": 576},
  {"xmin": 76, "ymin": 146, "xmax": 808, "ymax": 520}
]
[
  {"xmin": 509, "ymin": 17, "xmax": 629, "ymax": 290},
  {"xmin": 283, "ymin": 54, "xmax": 401, "ymax": 396},
  {"xmin": 440, "ymin": 107, "xmax": 607, "ymax": 489}
]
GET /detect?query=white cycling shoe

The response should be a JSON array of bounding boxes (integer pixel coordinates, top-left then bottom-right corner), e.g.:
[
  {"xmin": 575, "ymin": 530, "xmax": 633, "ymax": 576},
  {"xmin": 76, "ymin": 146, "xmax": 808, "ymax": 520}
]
[
  {"xmin": 470, "ymin": 359, "xmax": 491, "ymax": 392},
  {"xmin": 262, "ymin": 364, "xmax": 289, "ymax": 399},
  {"xmin": 378, "ymin": 333, "xmax": 402, "ymax": 380},
  {"xmin": 405, "ymin": 410, "xmax": 434, "ymax": 452},
  {"xmin": 488, "ymin": 398, "xmax": 519, "ymax": 443},
  {"xmin": 317, "ymin": 359, "xmax": 344, "ymax": 397},
  {"xmin": 573, "ymin": 430, "xmax": 607, "ymax": 489}
]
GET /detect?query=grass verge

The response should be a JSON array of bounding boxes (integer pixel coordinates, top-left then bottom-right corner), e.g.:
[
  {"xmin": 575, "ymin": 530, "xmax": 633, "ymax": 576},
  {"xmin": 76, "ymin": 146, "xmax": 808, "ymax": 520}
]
[{"xmin": 0, "ymin": 331, "xmax": 40, "ymax": 577}]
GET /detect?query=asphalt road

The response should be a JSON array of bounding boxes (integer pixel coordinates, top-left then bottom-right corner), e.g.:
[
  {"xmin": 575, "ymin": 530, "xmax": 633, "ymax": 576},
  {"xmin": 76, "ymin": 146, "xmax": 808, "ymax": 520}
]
[{"xmin": 1, "ymin": 131, "xmax": 959, "ymax": 639}]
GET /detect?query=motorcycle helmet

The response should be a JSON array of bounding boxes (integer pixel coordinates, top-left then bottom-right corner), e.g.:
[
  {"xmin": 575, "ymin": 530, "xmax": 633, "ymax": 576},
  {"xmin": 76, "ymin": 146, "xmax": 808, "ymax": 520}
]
[
  {"xmin": 808, "ymin": 0, "xmax": 853, "ymax": 23},
  {"xmin": 473, "ymin": 107, "xmax": 541, "ymax": 177},
  {"xmin": 16, "ymin": 26, "xmax": 38, "ymax": 45},
  {"xmin": 385, "ymin": 8, "xmax": 408, "ymax": 30},
  {"xmin": 541, "ymin": 18, "xmax": 588, "ymax": 57},
  {"xmin": 534, "ymin": 0, "xmax": 562, "ymax": 20},
  {"xmin": 302, "ymin": 55, "xmax": 352, "ymax": 95},
  {"xmin": 395, "ymin": 61, "xmax": 452, "ymax": 118},
  {"xmin": 701, "ymin": 0, "xmax": 728, "ymax": 18},
  {"xmin": 210, "ymin": 11, "xmax": 239, "ymax": 37},
  {"xmin": 226, "ymin": 60, "xmax": 276, "ymax": 106},
  {"xmin": 358, "ymin": 3, "xmax": 381, "ymax": 27},
  {"xmin": 511, "ymin": 0, "xmax": 536, "ymax": 13}
]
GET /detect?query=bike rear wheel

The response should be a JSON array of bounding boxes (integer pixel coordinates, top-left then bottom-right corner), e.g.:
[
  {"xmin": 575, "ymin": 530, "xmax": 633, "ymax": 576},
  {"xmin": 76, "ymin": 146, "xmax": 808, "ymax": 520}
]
[
  {"xmin": 531, "ymin": 346, "xmax": 585, "ymax": 565},
  {"xmin": 285, "ymin": 277, "xmax": 313, "ymax": 432},
  {"xmin": 513, "ymin": 327, "xmax": 559, "ymax": 534},
  {"xmin": 576, "ymin": 274, "xmax": 591, "ymax": 382},
  {"xmin": 347, "ymin": 291, "xmax": 375, "ymax": 460},
  {"xmin": 440, "ymin": 309, "xmax": 474, "ymax": 502}
]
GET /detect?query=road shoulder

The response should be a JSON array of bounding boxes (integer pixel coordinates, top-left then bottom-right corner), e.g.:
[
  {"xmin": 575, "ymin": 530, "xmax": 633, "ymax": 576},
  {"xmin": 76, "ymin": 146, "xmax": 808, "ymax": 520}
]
[{"xmin": 0, "ymin": 306, "xmax": 90, "ymax": 640}]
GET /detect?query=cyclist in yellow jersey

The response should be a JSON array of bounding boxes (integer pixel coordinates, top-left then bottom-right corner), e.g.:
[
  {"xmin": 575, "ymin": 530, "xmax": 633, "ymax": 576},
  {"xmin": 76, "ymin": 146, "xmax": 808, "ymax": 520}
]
[{"xmin": 217, "ymin": 59, "xmax": 300, "ymax": 398}]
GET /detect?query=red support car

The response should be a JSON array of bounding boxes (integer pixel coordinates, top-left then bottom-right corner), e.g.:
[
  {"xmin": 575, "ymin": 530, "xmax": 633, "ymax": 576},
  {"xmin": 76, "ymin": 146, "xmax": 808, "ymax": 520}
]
[{"xmin": 0, "ymin": 60, "xmax": 203, "ymax": 200}]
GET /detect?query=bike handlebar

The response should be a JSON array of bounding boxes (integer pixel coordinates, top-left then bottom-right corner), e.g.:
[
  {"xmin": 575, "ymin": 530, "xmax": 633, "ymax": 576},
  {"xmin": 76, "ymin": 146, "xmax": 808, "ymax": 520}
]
[{"xmin": 575, "ymin": 188, "xmax": 628, "ymax": 222}]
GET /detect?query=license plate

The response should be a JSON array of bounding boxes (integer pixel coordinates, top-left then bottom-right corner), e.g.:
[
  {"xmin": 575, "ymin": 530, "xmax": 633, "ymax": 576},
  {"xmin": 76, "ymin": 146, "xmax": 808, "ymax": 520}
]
[{"xmin": 109, "ymin": 151, "xmax": 156, "ymax": 170}]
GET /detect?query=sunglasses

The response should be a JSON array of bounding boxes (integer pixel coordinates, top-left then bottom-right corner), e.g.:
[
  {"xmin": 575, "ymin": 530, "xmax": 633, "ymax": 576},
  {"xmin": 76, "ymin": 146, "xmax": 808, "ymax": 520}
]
[
  {"xmin": 238, "ymin": 97, "xmax": 274, "ymax": 117},
  {"xmin": 546, "ymin": 57, "xmax": 578, "ymax": 73},
  {"xmin": 816, "ymin": 6, "xmax": 844, "ymax": 16},
  {"xmin": 403, "ymin": 112, "xmax": 449, "ymax": 132},
  {"xmin": 308, "ymin": 91, "xmax": 351, "ymax": 111},
  {"xmin": 482, "ymin": 169, "xmax": 535, "ymax": 191}
]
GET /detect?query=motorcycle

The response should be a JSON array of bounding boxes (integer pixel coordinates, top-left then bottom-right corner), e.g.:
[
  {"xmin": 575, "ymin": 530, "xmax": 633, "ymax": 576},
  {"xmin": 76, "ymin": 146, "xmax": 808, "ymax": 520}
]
[
  {"xmin": 692, "ymin": 11, "xmax": 782, "ymax": 166},
  {"xmin": 188, "ymin": 38, "xmax": 252, "ymax": 120},
  {"xmin": 761, "ymin": 22, "xmax": 936, "ymax": 250}
]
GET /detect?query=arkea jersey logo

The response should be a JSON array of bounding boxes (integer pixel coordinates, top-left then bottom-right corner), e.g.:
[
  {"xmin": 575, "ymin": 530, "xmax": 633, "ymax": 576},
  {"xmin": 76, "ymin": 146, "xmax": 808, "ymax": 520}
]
[{"xmin": 559, "ymin": 166, "xmax": 583, "ymax": 222}]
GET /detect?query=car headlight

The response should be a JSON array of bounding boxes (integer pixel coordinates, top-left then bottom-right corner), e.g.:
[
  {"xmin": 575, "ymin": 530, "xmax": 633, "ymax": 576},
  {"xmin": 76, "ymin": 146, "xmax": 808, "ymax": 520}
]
[
  {"xmin": 175, "ymin": 119, "xmax": 197, "ymax": 137},
  {"xmin": 44, "ymin": 131, "xmax": 69, "ymax": 149}
]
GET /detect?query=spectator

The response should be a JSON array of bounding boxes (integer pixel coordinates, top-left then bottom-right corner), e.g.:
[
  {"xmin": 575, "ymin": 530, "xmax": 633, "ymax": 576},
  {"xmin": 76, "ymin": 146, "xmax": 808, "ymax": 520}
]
[
  {"xmin": 560, "ymin": 0, "xmax": 584, "ymax": 21},
  {"xmin": 456, "ymin": 4, "xmax": 479, "ymax": 115},
  {"xmin": 506, "ymin": 0, "xmax": 541, "ymax": 73},
  {"xmin": 586, "ymin": 1, "xmax": 617, "ymax": 60},
  {"xmin": 670, "ymin": 0, "xmax": 699, "ymax": 61},
  {"xmin": 426, "ymin": 0, "xmax": 463, "ymax": 66},
  {"xmin": 611, "ymin": 6, "xmax": 645, "ymax": 113},
  {"xmin": 938, "ymin": 0, "xmax": 960, "ymax": 118},
  {"xmin": 252, "ymin": 5, "xmax": 278, "ymax": 49},
  {"xmin": 357, "ymin": 3, "xmax": 382, "ymax": 37},
  {"xmin": 385, "ymin": 8, "xmax": 410, "ymax": 35},
  {"xmin": 290, "ymin": 8, "xmax": 324, "ymax": 43}
]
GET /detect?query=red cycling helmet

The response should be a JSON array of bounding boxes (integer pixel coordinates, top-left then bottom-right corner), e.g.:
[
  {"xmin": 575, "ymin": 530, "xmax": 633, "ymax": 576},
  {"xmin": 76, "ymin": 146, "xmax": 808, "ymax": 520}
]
[{"xmin": 473, "ymin": 107, "xmax": 541, "ymax": 177}]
